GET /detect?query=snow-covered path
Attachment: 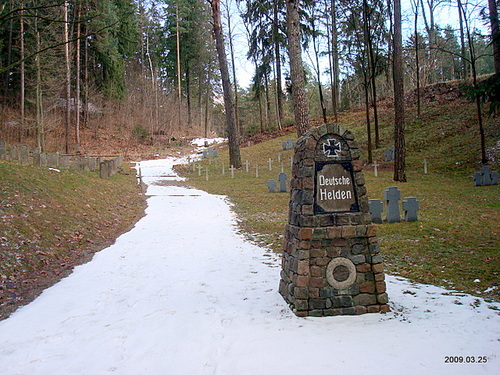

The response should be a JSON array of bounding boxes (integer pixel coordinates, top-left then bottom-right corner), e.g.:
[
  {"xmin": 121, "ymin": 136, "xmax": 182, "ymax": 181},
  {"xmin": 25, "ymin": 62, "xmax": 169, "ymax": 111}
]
[{"xmin": 0, "ymin": 157, "xmax": 498, "ymax": 375}]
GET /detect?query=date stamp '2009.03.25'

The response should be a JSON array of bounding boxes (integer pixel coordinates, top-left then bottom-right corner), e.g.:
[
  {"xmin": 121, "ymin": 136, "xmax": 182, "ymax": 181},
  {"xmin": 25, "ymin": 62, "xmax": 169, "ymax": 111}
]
[{"xmin": 444, "ymin": 356, "xmax": 488, "ymax": 364}]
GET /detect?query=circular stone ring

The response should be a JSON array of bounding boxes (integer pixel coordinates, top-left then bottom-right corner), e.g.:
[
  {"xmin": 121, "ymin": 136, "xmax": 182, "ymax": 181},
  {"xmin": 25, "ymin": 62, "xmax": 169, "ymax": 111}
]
[{"xmin": 326, "ymin": 257, "xmax": 357, "ymax": 290}]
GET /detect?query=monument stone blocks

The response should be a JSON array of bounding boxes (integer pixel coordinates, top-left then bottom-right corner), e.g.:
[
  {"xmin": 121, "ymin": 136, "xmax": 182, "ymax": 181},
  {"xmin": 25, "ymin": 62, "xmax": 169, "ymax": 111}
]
[{"xmin": 279, "ymin": 123, "xmax": 389, "ymax": 317}]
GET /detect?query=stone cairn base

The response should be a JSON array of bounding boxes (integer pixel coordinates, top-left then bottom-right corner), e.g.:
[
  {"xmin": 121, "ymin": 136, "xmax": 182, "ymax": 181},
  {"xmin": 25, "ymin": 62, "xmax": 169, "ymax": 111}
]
[{"xmin": 279, "ymin": 123, "xmax": 390, "ymax": 317}]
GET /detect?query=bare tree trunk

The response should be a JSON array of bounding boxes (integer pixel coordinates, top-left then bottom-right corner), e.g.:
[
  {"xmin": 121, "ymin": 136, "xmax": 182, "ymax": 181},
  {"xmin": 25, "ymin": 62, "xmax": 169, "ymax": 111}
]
[
  {"xmin": 176, "ymin": 2, "xmax": 182, "ymax": 131},
  {"xmin": 419, "ymin": 0, "xmax": 438, "ymax": 84},
  {"xmin": 20, "ymin": 3, "xmax": 25, "ymax": 143},
  {"xmin": 393, "ymin": 0, "xmax": 406, "ymax": 182},
  {"xmin": 264, "ymin": 72, "xmax": 272, "ymax": 127},
  {"xmin": 3, "ymin": 0, "xmax": 14, "ymax": 100},
  {"xmin": 286, "ymin": 0, "xmax": 310, "ymax": 136},
  {"xmin": 226, "ymin": 7, "xmax": 241, "ymax": 136},
  {"xmin": 458, "ymin": 1, "xmax": 487, "ymax": 164},
  {"xmin": 412, "ymin": 0, "xmax": 421, "ymax": 116},
  {"xmin": 83, "ymin": 0, "xmax": 89, "ymax": 131},
  {"xmin": 330, "ymin": 0, "xmax": 339, "ymax": 121},
  {"xmin": 35, "ymin": 10, "xmax": 44, "ymax": 151},
  {"xmin": 64, "ymin": 1, "xmax": 71, "ymax": 153},
  {"xmin": 273, "ymin": 0, "xmax": 284, "ymax": 126},
  {"xmin": 325, "ymin": 0, "xmax": 339, "ymax": 122},
  {"xmin": 363, "ymin": 78, "xmax": 373, "ymax": 163},
  {"xmin": 488, "ymin": 0, "xmax": 500, "ymax": 75},
  {"xmin": 75, "ymin": 3, "xmax": 81, "ymax": 150},
  {"xmin": 312, "ymin": 19, "xmax": 327, "ymax": 124},
  {"xmin": 457, "ymin": 0, "xmax": 468, "ymax": 78},
  {"xmin": 363, "ymin": 0, "xmax": 380, "ymax": 147},
  {"xmin": 209, "ymin": 0, "xmax": 241, "ymax": 168}
]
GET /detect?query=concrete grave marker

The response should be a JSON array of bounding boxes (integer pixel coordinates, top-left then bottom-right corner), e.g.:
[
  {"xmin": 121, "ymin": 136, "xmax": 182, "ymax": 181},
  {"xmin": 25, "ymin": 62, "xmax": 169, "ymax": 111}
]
[
  {"xmin": 47, "ymin": 153, "xmax": 60, "ymax": 168},
  {"xmin": 368, "ymin": 199, "xmax": 384, "ymax": 224},
  {"xmin": 402, "ymin": 197, "xmax": 419, "ymax": 222},
  {"xmin": 277, "ymin": 172, "xmax": 287, "ymax": 192},
  {"xmin": 0, "ymin": 140, "xmax": 6, "ymax": 159},
  {"xmin": 492, "ymin": 171, "xmax": 499, "ymax": 185},
  {"xmin": 482, "ymin": 166, "xmax": 492, "ymax": 185},
  {"xmin": 267, "ymin": 179, "xmax": 277, "ymax": 193},
  {"xmin": 384, "ymin": 145, "xmax": 395, "ymax": 162},
  {"xmin": 282, "ymin": 138, "xmax": 296, "ymax": 151},
  {"xmin": 473, "ymin": 166, "xmax": 499, "ymax": 186},
  {"xmin": 384, "ymin": 186, "xmax": 401, "ymax": 223},
  {"xmin": 19, "ymin": 145, "xmax": 30, "ymax": 165},
  {"xmin": 373, "ymin": 160, "xmax": 379, "ymax": 177},
  {"xmin": 279, "ymin": 123, "xmax": 389, "ymax": 317}
]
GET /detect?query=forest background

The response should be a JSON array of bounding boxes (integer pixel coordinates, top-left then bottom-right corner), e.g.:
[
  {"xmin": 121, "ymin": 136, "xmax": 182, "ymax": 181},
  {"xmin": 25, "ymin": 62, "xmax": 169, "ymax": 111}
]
[{"xmin": 0, "ymin": 0, "xmax": 496, "ymax": 162}]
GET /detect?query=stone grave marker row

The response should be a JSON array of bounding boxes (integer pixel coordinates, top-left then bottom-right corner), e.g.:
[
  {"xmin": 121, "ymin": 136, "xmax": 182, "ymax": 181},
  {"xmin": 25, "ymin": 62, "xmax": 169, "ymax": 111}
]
[
  {"xmin": 266, "ymin": 172, "xmax": 288, "ymax": 193},
  {"xmin": 0, "ymin": 140, "xmax": 122, "ymax": 178},
  {"xmin": 368, "ymin": 187, "xmax": 420, "ymax": 223},
  {"xmin": 473, "ymin": 166, "xmax": 498, "ymax": 186}
]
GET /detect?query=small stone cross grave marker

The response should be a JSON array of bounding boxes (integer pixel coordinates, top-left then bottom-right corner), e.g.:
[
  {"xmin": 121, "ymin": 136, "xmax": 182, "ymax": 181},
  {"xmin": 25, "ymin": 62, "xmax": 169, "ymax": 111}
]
[
  {"xmin": 402, "ymin": 197, "xmax": 419, "ymax": 222},
  {"xmin": 282, "ymin": 138, "xmax": 296, "ymax": 151},
  {"xmin": 277, "ymin": 172, "xmax": 287, "ymax": 192},
  {"xmin": 384, "ymin": 145, "xmax": 395, "ymax": 162},
  {"xmin": 368, "ymin": 199, "xmax": 384, "ymax": 224},
  {"xmin": 474, "ymin": 166, "xmax": 498, "ymax": 186},
  {"xmin": 266, "ymin": 179, "xmax": 277, "ymax": 193},
  {"xmin": 383, "ymin": 186, "xmax": 401, "ymax": 223}
]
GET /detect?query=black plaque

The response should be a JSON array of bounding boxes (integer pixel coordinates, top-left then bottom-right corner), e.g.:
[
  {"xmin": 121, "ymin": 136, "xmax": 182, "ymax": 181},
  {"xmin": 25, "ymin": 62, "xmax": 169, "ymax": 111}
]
[{"xmin": 314, "ymin": 161, "xmax": 359, "ymax": 214}]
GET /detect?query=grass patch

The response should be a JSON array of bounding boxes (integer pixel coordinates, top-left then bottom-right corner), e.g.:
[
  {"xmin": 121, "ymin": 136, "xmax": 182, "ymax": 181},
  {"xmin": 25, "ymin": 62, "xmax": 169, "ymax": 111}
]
[
  {"xmin": 0, "ymin": 160, "xmax": 145, "ymax": 319},
  {"xmin": 178, "ymin": 100, "xmax": 500, "ymax": 302}
]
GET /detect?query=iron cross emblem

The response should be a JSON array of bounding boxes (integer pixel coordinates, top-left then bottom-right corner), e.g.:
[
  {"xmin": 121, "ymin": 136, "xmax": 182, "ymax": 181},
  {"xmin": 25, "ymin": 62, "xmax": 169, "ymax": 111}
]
[{"xmin": 322, "ymin": 139, "xmax": 341, "ymax": 157}]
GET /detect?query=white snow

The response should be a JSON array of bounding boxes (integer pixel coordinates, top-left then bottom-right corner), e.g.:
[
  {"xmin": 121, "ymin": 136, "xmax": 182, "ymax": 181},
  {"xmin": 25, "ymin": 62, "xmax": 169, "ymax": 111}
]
[
  {"xmin": 0, "ymin": 156, "xmax": 499, "ymax": 375},
  {"xmin": 191, "ymin": 137, "xmax": 227, "ymax": 147}
]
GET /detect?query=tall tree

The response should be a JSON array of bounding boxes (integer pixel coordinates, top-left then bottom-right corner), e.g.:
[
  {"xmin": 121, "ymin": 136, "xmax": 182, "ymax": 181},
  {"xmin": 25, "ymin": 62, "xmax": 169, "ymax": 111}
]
[
  {"xmin": 393, "ymin": 0, "xmax": 406, "ymax": 182},
  {"xmin": 488, "ymin": 0, "xmax": 500, "ymax": 75},
  {"xmin": 64, "ymin": 0, "xmax": 71, "ymax": 153},
  {"xmin": 286, "ymin": 0, "xmax": 310, "ymax": 136},
  {"xmin": 208, "ymin": 0, "xmax": 241, "ymax": 168}
]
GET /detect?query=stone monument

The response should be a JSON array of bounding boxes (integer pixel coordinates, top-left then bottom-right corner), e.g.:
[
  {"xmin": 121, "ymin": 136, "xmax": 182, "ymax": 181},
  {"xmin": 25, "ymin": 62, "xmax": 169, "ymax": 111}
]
[{"xmin": 279, "ymin": 123, "xmax": 390, "ymax": 317}]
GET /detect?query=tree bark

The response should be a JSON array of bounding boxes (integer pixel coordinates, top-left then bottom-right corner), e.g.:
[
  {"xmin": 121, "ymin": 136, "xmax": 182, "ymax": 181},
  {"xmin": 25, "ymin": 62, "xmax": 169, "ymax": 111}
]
[
  {"xmin": 209, "ymin": 0, "xmax": 241, "ymax": 168},
  {"xmin": 20, "ymin": 3, "xmax": 25, "ymax": 143},
  {"xmin": 393, "ymin": 0, "xmax": 406, "ymax": 182},
  {"xmin": 488, "ymin": 0, "xmax": 500, "ymax": 75},
  {"xmin": 273, "ymin": 0, "xmax": 284, "ymax": 127},
  {"xmin": 226, "ymin": 7, "xmax": 241, "ymax": 136},
  {"xmin": 312, "ymin": 18, "xmax": 327, "ymax": 124},
  {"xmin": 64, "ymin": 0, "xmax": 71, "ymax": 154},
  {"xmin": 362, "ymin": 0, "xmax": 380, "ymax": 148},
  {"xmin": 330, "ymin": 0, "xmax": 339, "ymax": 122},
  {"xmin": 75, "ymin": 3, "xmax": 81, "ymax": 150},
  {"xmin": 286, "ymin": 0, "xmax": 310, "ymax": 136}
]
